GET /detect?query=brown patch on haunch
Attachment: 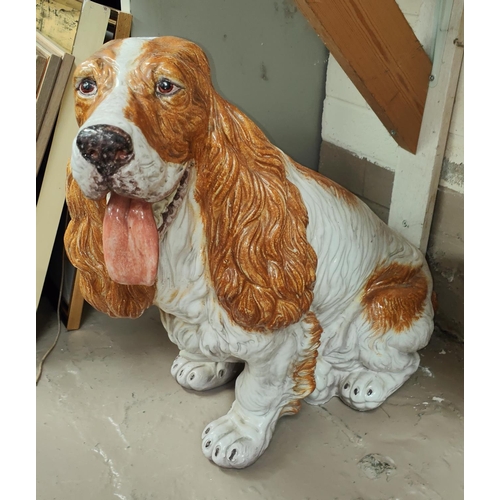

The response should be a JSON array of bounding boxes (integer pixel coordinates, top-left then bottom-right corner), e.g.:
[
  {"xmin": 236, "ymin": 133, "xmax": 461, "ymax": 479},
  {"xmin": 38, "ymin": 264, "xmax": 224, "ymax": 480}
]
[
  {"xmin": 362, "ymin": 262, "xmax": 429, "ymax": 335},
  {"xmin": 281, "ymin": 312, "xmax": 323, "ymax": 416},
  {"xmin": 194, "ymin": 87, "xmax": 318, "ymax": 332},
  {"xmin": 64, "ymin": 164, "xmax": 155, "ymax": 318},
  {"xmin": 292, "ymin": 159, "xmax": 359, "ymax": 207},
  {"xmin": 73, "ymin": 39, "xmax": 123, "ymax": 127},
  {"xmin": 123, "ymin": 37, "xmax": 213, "ymax": 164}
]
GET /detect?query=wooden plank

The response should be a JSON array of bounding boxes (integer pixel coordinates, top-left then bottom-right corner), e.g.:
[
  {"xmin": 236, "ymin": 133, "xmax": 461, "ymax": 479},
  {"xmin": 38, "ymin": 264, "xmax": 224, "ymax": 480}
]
[
  {"xmin": 36, "ymin": 1, "xmax": 111, "ymax": 310},
  {"xmin": 66, "ymin": 270, "xmax": 85, "ymax": 330},
  {"xmin": 36, "ymin": 54, "xmax": 48, "ymax": 97},
  {"xmin": 36, "ymin": 55, "xmax": 61, "ymax": 139},
  {"xmin": 295, "ymin": 0, "xmax": 432, "ymax": 154},
  {"xmin": 114, "ymin": 11, "xmax": 132, "ymax": 40},
  {"xmin": 388, "ymin": 1, "xmax": 464, "ymax": 252},
  {"xmin": 36, "ymin": 53, "xmax": 75, "ymax": 176}
]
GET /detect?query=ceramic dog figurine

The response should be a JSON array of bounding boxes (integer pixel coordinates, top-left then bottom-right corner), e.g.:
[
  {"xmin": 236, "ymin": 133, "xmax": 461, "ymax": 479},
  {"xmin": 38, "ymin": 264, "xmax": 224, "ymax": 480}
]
[{"xmin": 64, "ymin": 36, "xmax": 435, "ymax": 469}]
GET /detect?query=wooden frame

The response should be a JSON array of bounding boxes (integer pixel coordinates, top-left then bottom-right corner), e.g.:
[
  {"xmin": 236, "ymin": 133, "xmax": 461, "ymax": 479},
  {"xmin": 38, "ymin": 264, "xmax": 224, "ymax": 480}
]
[
  {"xmin": 36, "ymin": 33, "xmax": 75, "ymax": 176},
  {"xmin": 108, "ymin": 8, "xmax": 133, "ymax": 41},
  {"xmin": 36, "ymin": 0, "xmax": 82, "ymax": 54},
  {"xmin": 296, "ymin": 0, "xmax": 464, "ymax": 252},
  {"xmin": 36, "ymin": 50, "xmax": 61, "ymax": 136},
  {"xmin": 36, "ymin": 1, "xmax": 134, "ymax": 330},
  {"xmin": 387, "ymin": 0, "xmax": 464, "ymax": 251},
  {"xmin": 295, "ymin": 0, "xmax": 432, "ymax": 154}
]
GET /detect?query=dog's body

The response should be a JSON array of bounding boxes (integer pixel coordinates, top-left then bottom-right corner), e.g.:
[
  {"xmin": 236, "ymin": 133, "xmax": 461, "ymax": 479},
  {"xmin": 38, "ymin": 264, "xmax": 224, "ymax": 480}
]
[{"xmin": 65, "ymin": 37, "xmax": 435, "ymax": 469}]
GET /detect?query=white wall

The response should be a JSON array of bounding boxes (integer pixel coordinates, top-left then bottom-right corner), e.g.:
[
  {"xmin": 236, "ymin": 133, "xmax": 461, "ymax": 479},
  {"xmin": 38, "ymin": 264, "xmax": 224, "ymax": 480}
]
[{"xmin": 321, "ymin": 0, "xmax": 464, "ymax": 193}]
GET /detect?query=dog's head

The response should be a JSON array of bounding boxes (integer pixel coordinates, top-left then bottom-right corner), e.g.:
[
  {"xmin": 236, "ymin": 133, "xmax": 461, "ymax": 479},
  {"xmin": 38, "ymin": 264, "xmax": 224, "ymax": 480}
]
[
  {"xmin": 70, "ymin": 36, "xmax": 214, "ymax": 287},
  {"xmin": 66, "ymin": 36, "xmax": 317, "ymax": 328}
]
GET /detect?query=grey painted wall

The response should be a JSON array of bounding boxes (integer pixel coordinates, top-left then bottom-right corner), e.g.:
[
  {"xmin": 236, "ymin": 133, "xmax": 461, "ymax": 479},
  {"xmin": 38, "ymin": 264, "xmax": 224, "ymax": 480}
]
[{"xmin": 129, "ymin": 0, "xmax": 328, "ymax": 170}]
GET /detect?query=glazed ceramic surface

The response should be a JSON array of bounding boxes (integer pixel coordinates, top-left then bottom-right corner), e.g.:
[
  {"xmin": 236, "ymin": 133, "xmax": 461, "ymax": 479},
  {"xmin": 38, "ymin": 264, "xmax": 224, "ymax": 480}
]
[{"xmin": 65, "ymin": 36, "xmax": 435, "ymax": 469}]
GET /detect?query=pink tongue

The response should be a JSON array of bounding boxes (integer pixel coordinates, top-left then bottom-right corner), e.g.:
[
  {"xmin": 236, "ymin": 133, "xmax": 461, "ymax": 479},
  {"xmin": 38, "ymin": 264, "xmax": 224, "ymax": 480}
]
[{"xmin": 103, "ymin": 193, "xmax": 158, "ymax": 286}]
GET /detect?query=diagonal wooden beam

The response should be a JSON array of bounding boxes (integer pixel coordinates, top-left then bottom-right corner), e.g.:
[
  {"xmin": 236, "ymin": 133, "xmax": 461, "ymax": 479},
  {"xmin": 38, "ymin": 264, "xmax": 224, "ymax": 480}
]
[{"xmin": 295, "ymin": 0, "xmax": 432, "ymax": 154}]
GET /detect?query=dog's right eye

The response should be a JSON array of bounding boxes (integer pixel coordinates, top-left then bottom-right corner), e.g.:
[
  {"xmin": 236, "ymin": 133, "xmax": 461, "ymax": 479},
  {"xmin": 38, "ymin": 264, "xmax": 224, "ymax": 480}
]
[
  {"xmin": 156, "ymin": 78, "xmax": 181, "ymax": 97},
  {"xmin": 77, "ymin": 78, "xmax": 98, "ymax": 96}
]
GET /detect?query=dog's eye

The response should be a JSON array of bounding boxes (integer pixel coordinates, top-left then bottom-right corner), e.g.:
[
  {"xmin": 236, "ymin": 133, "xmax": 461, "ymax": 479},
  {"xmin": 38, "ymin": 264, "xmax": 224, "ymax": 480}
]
[
  {"xmin": 78, "ymin": 78, "xmax": 97, "ymax": 96},
  {"xmin": 156, "ymin": 78, "xmax": 180, "ymax": 96}
]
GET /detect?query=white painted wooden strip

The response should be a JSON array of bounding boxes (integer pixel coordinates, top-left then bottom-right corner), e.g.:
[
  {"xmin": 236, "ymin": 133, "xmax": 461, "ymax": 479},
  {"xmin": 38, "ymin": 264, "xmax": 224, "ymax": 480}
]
[
  {"xmin": 120, "ymin": 0, "xmax": 131, "ymax": 14},
  {"xmin": 36, "ymin": 1, "xmax": 111, "ymax": 309},
  {"xmin": 388, "ymin": 0, "xmax": 464, "ymax": 252}
]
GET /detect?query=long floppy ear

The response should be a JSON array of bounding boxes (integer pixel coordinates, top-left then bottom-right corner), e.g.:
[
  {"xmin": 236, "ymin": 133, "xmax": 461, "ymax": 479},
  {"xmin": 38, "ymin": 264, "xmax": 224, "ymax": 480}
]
[
  {"xmin": 64, "ymin": 164, "xmax": 155, "ymax": 318},
  {"xmin": 195, "ymin": 93, "xmax": 317, "ymax": 332}
]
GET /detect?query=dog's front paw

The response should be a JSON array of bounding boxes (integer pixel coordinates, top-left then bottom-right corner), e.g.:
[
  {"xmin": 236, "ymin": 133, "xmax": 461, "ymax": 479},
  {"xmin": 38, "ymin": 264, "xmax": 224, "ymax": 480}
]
[
  {"xmin": 171, "ymin": 355, "xmax": 241, "ymax": 391},
  {"xmin": 201, "ymin": 402, "xmax": 275, "ymax": 469}
]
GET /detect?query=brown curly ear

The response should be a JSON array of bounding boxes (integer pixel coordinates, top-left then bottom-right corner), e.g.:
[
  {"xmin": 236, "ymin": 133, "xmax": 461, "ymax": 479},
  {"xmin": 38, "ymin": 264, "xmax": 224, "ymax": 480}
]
[
  {"xmin": 64, "ymin": 163, "xmax": 155, "ymax": 318},
  {"xmin": 195, "ymin": 95, "xmax": 317, "ymax": 332}
]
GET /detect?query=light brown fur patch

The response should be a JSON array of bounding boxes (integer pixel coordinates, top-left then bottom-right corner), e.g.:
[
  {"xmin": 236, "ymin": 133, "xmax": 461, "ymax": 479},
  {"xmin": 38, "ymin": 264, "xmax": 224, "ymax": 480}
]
[
  {"xmin": 362, "ymin": 262, "xmax": 429, "ymax": 335},
  {"xmin": 281, "ymin": 312, "xmax": 323, "ymax": 416},
  {"xmin": 194, "ymin": 92, "xmax": 318, "ymax": 332}
]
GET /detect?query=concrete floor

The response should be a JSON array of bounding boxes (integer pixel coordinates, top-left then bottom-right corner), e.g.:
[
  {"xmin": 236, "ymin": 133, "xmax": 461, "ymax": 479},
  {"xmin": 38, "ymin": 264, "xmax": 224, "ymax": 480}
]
[{"xmin": 36, "ymin": 297, "xmax": 464, "ymax": 500}]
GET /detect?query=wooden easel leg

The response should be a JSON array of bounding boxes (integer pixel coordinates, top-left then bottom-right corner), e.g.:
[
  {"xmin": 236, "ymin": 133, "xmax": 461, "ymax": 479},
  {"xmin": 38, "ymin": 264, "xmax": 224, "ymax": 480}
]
[{"xmin": 66, "ymin": 269, "xmax": 85, "ymax": 330}]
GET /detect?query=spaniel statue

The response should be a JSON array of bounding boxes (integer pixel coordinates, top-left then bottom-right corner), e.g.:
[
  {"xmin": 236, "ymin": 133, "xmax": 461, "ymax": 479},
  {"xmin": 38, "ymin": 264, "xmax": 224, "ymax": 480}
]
[{"xmin": 65, "ymin": 36, "xmax": 435, "ymax": 469}]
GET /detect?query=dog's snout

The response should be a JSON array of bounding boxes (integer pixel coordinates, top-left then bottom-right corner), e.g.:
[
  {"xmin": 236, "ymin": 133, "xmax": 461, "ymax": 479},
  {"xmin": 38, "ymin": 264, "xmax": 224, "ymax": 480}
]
[{"xmin": 76, "ymin": 125, "xmax": 134, "ymax": 176}]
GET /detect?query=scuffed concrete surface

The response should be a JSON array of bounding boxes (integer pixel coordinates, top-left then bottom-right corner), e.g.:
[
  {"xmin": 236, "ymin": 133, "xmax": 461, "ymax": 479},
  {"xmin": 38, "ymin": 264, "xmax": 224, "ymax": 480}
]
[
  {"xmin": 37, "ymin": 299, "xmax": 463, "ymax": 500},
  {"xmin": 440, "ymin": 158, "xmax": 464, "ymax": 193}
]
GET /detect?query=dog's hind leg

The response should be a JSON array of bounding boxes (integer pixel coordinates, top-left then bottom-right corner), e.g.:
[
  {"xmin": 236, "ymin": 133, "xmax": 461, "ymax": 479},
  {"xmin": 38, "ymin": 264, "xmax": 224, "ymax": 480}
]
[
  {"xmin": 338, "ymin": 294, "xmax": 434, "ymax": 411},
  {"xmin": 309, "ymin": 269, "xmax": 435, "ymax": 411},
  {"xmin": 201, "ymin": 313, "xmax": 321, "ymax": 468},
  {"xmin": 336, "ymin": 264, "xmax": 435, "ymax": 411}
]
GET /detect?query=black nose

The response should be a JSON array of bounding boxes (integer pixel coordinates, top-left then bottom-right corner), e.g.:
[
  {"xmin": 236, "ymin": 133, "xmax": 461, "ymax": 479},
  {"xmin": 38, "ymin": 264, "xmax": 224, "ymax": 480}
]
[{"xmin": 76, "ymin": 124, "xmax": 134, "ymax": 176}]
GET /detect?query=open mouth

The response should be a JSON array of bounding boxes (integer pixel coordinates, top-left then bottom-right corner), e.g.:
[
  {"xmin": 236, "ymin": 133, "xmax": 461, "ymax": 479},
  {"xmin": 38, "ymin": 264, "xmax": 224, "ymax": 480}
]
[{"xmin": 102, "ymin": 169, "xmax": 190, "ymax": 287}]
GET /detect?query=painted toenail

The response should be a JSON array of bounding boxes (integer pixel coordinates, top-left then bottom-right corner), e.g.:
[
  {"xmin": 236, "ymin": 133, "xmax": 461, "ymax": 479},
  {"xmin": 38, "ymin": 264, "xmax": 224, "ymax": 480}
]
[
  {"xmin": 218, "ymin": 370, "xmax": 224, "ymax": 377},
  {"xmin": 367, "ymin": 389, "xmax": 373, "ymax": 396},
  {"xmin": 229, "ymin": 449, "xmax": 237, "ymax": 461},
  {"xmin": 215, "ymin": 447, "xmax": 220, "ymax": 457},
  {"xmin": 344, "ymin": 383, "xmax": 349, "ymax": 389},
  {"xmin": 205, "ymin": 440, "xmax": 211, "ymax": 448},
  {"xmin": 190, "ymin": 373, "xmax": 195, "ymax": 380},
  {"xmin": 354, "ymin": 388, "xmax": 359, "ymax": 395}
]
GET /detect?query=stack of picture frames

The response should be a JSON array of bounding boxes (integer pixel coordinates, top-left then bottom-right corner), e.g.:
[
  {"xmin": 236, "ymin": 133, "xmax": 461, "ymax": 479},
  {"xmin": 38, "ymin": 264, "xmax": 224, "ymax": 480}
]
[
  {"xmin": 36, "ymin": 1, "xmax": 133, "ymax": 330},
  {"xmin": 36, "ymin": 33, "xmax": 75, "ymax": 177}
]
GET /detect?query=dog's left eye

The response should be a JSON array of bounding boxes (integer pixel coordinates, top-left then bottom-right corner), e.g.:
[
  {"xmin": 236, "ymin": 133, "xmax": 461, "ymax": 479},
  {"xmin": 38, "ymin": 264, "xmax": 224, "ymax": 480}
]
[
  {"xmin": 78, "ymin": 78, "xmax": 98, "ymax": 96},
  {"xmin": 156, "ymin": 78, "xmax": 180, "ymax": 96}
]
